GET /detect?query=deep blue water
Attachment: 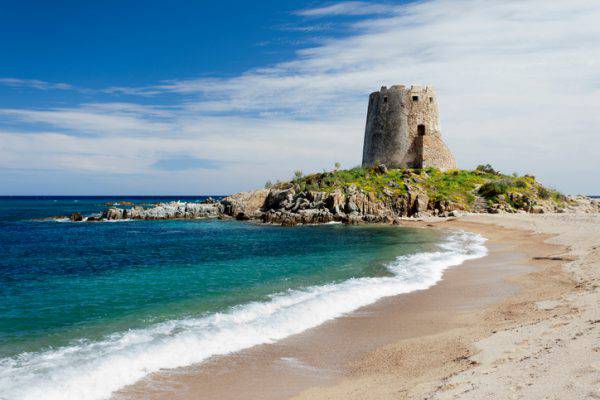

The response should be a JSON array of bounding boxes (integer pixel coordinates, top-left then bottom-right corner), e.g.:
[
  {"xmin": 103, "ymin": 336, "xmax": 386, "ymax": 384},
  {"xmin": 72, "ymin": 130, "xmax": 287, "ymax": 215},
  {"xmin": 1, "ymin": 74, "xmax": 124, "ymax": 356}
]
[{"xmin": 0, "ymin": 197, "xmax": 486, "ymax": 400}]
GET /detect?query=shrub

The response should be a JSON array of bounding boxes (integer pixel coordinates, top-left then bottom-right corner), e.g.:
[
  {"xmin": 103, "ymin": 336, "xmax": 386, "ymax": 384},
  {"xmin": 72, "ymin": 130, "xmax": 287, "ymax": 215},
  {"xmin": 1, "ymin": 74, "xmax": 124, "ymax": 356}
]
[
  {"xmin": 515, "ymin": 180, "xmax": 527, "ymax": 188},
  {"xmin": 475, "ymin": 164, "xmax": 498, "ymax": 175},
  {"xmin": 264, "ymin": 180, "xmax": 273, "ymax": 189},
  {"xmin": 538, "ymin": 186, "xmax": 551, "ymax": 199},
  {"xmin": 293, "ymin": 170, "xmax": 303, "ymax": 180},
  {"xmin": 478, "ymin": 180, "xmax": 510, "ymax": 198}
]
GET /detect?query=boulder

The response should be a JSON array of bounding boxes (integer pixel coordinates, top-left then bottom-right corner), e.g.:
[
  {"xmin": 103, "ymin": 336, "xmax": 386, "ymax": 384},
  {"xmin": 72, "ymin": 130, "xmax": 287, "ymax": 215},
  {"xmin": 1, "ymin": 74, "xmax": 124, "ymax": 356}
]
[
  {"xmin": 325, "ymin": 190, "xmax": 345, "ymax": 214},
  {"xmin": 298, "ymin": 209, "xmax": 334, "ymax": 224},
  {"xmin": 104, "ymin": 208, "xmax": 124, "ymax": 220},
  {"xmin": 292, "ymin": 197, "xmax": 311, "ymax": 212},
  {"xmin": 530, "ymin": 205, "xmax": 545, "ymax": 214},
  {"xmin": 392, "ymin": 195, "xmax": 409, "ymax": 216},
  {"xmin": 411, "ymin": 192, "xmax": 430, "ymax": 214},
  {"xmin": 221, "ymin": 189, "xmax": 270, "ymax": 217},
  {"xmin": 346, "ymin": 198, "xmax": 359, "ymax": 213},
  {"xmin": 69, "ymin": 212, "xmax": 83, "ymax": 222},
  {"xmin": 307, "ymin": 191, "xmax": 327, "ymax": 204},
  {"xmin": 263, "ymin": 188, "xmax": 295, "ymax": 211},
  {"xmin": 126, "ymin": 206, "xmax": 145, "ymax": 219}
]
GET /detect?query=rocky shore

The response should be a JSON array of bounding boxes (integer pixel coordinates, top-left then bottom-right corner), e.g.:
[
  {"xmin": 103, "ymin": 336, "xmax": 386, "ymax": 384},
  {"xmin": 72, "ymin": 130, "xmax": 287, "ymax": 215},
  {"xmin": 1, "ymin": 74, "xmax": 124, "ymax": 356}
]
[{"xmin": 65, "ymin": 167, "xmax": 600, "ymax": 226}]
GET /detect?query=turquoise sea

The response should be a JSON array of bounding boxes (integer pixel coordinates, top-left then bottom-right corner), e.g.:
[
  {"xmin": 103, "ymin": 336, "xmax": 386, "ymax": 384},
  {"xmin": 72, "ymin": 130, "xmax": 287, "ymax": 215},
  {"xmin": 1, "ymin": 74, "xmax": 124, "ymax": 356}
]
[{"xmin": 0, "ymin": 196, "xmax": 487, "ymax": 400}]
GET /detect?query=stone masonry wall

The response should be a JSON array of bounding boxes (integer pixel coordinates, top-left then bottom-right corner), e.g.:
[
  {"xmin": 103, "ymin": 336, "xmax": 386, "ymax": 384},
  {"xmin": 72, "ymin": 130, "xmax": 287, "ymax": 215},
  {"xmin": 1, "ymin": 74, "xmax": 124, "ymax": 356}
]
[{"xmin": 362, "ymin": 84, "xmax": 456, "ymax": 171}]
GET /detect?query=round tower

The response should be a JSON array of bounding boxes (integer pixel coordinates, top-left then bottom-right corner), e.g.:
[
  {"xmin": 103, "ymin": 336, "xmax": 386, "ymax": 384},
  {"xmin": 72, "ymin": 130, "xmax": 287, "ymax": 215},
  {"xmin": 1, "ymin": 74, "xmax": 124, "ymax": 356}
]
[{"xmin": 361, "ymin": 84, "xmax": 456, "ymax": 170}]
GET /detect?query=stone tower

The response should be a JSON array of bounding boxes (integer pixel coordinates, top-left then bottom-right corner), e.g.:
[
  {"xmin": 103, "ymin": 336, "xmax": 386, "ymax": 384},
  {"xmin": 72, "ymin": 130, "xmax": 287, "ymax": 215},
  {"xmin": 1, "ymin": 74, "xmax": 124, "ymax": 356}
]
[{"xmin": 362, "ymin": 84, "xmax": 456, "ymax": 170}]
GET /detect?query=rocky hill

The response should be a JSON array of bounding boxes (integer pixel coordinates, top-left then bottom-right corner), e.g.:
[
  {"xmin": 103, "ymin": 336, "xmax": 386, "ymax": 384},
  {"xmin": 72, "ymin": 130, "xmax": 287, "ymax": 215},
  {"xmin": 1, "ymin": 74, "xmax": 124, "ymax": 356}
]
[{"xmin": 71, "ymin": 165, "xmax": 599, "ymax": 225}]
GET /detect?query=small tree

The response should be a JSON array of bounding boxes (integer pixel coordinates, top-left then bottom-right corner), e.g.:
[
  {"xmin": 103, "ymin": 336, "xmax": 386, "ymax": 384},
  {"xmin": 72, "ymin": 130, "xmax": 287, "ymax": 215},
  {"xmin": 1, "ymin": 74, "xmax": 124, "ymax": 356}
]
[
  {"xmin": 334, "ymin": 162, "xmax": 341, "ymax": 171},
  {"xmin": 264, "ymin": 180, "xmax": 273, "ymax": 189},
  {"xmin": 294, "ymin": 170, "xmax": 303, "ymax": 180}
]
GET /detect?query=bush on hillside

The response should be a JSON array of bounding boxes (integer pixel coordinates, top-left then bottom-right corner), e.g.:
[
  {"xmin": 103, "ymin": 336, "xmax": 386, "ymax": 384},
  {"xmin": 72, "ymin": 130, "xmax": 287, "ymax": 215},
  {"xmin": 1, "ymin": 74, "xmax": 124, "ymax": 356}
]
[
  {"xmin": 515, "ymin": 179, "xmax": 527, "ymax": 188},
  {"xmin": 476, "ymin": 164, "xmax": 499, "ymax": 175},
  {"xmin": 478, "ymin": 180, "xmax": 510, "ymax": 198},
  {"xmin": 538, "ymin": 186, "xmax": 551, "ymax": 199}
]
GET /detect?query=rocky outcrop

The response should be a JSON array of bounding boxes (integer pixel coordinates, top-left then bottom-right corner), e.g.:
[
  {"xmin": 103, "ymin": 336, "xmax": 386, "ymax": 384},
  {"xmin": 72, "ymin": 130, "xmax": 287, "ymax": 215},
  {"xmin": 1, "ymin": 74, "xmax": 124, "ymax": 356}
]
[
  {"xmin": 65, "ymin": 170, "xmax": 599, "ymax": 225},
  {"xmin": 69, "ymin": 212, "xmax": 83, "ymax": 222},
  {"xmin": 99, "ymin": 201, "xmax": 222, "ymax": 221},
  {"xmin": 561, "ymin": 196, "xmax": 600, "ymax": 214},
  {"xmin": 221, "ymin": 189, "xmax": 270, "ymax": 220}
]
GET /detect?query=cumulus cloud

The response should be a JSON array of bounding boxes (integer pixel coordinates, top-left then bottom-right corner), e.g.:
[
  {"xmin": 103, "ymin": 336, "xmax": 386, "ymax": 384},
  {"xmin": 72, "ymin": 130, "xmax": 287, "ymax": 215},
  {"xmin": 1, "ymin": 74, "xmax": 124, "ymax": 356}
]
[{"xmin": 2, "ymin": 0, "xmax": 600, "ymax": 194}]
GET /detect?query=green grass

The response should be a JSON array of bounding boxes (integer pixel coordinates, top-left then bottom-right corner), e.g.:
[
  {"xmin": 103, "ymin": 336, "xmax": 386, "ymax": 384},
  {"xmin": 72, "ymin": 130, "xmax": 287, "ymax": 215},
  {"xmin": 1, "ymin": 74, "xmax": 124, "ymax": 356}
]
[
  {"xmin": 276, "ymin": 165, "xmax": 564, "ymax": 211},
  {"xmin": 282, "ymin": 166, "xmax": 409, "ymax": 196},
  {"xmin": 423, "ymin": 168, "xmax": 488, "ymax": 205}
]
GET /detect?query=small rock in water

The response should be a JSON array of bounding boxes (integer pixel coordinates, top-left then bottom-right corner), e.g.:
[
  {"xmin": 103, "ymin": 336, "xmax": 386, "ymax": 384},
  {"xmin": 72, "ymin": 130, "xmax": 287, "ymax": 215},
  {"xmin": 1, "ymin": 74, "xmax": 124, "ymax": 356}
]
[{"xmin": 69, "ymin": 212, "xmax": 83, "ymax": 222}]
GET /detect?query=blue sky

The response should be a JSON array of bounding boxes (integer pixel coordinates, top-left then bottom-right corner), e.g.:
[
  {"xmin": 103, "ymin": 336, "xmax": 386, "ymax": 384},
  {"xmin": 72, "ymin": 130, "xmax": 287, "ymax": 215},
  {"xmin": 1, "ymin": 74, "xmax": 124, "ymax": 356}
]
[
  {"xmin": 0, "ymin": 0, "xmax": 334, "ymax": 109},
  {"xmin": 1, "ymin": 0, "xmax": 599, "ymax": 195}
]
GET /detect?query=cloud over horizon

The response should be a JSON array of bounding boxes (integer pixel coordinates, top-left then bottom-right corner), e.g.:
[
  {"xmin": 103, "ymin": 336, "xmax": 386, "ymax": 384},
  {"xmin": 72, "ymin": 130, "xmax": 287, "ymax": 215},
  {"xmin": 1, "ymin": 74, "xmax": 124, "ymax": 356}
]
[{"xmin": 1, "ymin": 0, "xmax": 599, "ymax": 195}]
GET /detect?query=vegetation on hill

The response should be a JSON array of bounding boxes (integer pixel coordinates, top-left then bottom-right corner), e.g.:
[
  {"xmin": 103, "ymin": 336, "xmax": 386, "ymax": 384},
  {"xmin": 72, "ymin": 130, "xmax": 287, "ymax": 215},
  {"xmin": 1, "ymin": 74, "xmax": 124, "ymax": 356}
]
[{"xmin": 271, "ymin": 164, "xmax": 568, "ymax": 214}]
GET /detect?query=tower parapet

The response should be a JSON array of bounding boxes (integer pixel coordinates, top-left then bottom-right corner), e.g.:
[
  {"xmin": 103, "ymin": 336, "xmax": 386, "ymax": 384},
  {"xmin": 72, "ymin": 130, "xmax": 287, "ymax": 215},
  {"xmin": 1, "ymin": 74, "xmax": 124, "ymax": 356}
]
[{"xmin": 362, "ymin": 84, "xmax": 456, "ymax": 170}]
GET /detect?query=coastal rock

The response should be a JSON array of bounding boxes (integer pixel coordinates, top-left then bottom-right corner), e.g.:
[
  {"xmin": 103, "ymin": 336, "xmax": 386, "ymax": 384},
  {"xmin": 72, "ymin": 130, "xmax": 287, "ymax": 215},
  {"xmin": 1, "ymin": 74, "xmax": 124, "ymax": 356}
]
[
  {"xmin": 264, "ymin": 188, "xmax": 295, "ymax": 211},
  {"xmin": 98, "ymin": 202, "xmax": 222, "ymax": 221},
  {"xmin": 306, "ymin": 191, "xmax": 327, "ymax": 204},
  {"xmin": 411, "ymin": 192, "xmax": 430, "ymax": 214},
  {"xmin": 260, "ymin": 208, "xmax": 333, "ymax": 226},
  {"xmin": 69, "ymin": 169, "xmax": 600, "ymax": 226},
  {"xmin": 564, "ymin": 195, "xmax": 600, "ymax": 213},
  {"xmin": 261, "ymin": 210, "xmax": 298, "ymax": 226},
  {"xmin": 530, "ymin": 206, "xmax": 545, "ymax": 214},
  {"xmin": 104, "ymin": 208, "xmax": 124, "ymax": 220},
  {"xmin": 298, "ymin": 209, "xmax": 334, "ymax": 224},
  {"xmin": 104, "ymin": 201, "xmax": 133, "ymax": 206},
  {"xmin": 69, "ymin": 212, "xmax": 83, "ymax": 222},
  {"xmin": 391, "ymin": 195, "xmax": 410, "ymax": 216},
  {"xmin": 348, "ymin": 191, "xmax": 383, "ymax": 215},
  {"xmin": 344, "ymin": 212, "xmax": 364, "ymax": 225},
  {"xmin": 221, "ymin": 189, "xmax": 269, "ymax": 219},
  {"xmin": 325, "ymin": 190, "xmax": 345, "ymax": 214},
  {"xmin": 292, "ymin": 197, "xmax": 311, "ymax": 212}
]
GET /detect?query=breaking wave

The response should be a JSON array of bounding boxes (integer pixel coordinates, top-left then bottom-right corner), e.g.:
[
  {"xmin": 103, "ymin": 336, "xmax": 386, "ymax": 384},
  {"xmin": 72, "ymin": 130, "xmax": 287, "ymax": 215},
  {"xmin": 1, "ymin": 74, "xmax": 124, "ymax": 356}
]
[{"xmin": 0, "ymin": 230, "xmax": 487, "ymax": 400}]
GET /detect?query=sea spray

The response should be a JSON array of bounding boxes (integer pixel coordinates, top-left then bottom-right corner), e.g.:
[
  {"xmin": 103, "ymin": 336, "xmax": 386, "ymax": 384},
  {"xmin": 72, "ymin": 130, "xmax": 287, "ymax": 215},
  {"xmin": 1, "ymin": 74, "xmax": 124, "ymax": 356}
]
[{"xmin": 0, "ymin": 230, "xmax": 487, "ymax": 400}]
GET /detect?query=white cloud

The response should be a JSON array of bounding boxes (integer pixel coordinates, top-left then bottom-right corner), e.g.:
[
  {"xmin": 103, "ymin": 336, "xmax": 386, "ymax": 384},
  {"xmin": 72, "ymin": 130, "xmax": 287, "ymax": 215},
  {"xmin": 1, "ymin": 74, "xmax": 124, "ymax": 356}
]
[
  {"xmin": 2, "ymin": 0, "xmax": 600, "ymax": 194},
  {"xmin": 0, "ymin": 103, "xmax": 174, "ymax": 136},
  {"xmin": 294, "ymin": 1, "xmax": 396, "ymax": 17},
  {"xmin": 0, "ymin": 78, "xmax": 74, "ymax": 91}
]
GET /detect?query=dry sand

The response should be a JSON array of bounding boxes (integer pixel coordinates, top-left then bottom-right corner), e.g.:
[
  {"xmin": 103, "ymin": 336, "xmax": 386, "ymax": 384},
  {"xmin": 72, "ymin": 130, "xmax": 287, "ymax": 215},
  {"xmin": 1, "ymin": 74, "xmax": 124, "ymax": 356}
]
[{"xmin": 115, "ymin": 213, "xmax": 600, "ymax": 400}]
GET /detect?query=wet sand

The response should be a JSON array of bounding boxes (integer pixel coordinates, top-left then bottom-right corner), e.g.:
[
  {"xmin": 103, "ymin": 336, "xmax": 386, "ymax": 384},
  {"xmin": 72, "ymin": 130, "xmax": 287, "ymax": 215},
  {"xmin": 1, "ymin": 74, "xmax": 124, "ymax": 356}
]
[{"xmin": 114, "ymin": 214, "xmax": 598, "ymax": 400}]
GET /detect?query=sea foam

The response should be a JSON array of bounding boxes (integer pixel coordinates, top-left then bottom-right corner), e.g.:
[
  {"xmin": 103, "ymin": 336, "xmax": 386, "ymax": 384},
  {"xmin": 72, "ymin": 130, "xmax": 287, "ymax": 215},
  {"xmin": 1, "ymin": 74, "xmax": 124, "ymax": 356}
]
[{"xmin": 0, "ymin": 230, "xmax": 487, "ymax": 400}]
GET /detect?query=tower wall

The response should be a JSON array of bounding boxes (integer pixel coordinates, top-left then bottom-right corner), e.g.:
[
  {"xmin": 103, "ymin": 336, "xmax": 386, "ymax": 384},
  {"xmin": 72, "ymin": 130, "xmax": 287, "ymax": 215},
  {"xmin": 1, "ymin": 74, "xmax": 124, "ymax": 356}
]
[{"xmin": 362, "ymin": 84, "xmax": 456, "ymax": 170}]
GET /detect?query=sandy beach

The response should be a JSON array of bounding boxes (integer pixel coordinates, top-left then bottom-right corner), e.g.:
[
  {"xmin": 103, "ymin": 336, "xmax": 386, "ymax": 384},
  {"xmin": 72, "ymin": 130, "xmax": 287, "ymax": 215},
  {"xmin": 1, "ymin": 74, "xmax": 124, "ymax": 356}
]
[{"xmin": 115, "ymin": 213, "xmax": 600, "ymax": 400}]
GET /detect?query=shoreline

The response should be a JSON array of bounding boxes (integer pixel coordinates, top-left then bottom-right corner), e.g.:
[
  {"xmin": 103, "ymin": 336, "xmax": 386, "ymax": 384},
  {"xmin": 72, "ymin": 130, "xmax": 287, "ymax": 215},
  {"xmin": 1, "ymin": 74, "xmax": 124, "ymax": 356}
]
[{"xmin": 114, "ymin": 213, "xmax": 599, "ymax": 400}]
